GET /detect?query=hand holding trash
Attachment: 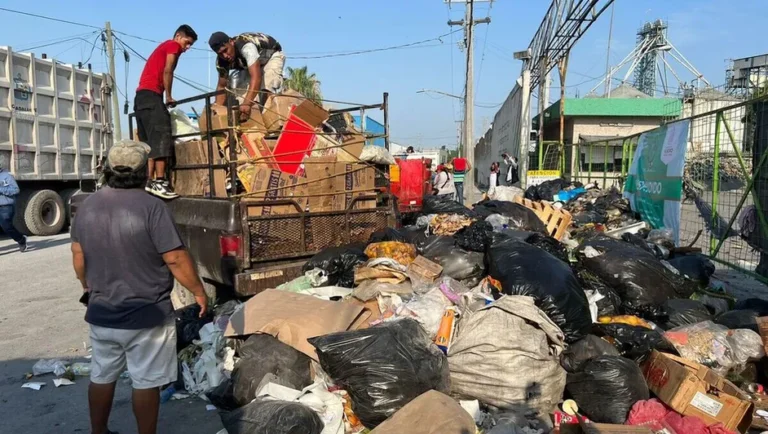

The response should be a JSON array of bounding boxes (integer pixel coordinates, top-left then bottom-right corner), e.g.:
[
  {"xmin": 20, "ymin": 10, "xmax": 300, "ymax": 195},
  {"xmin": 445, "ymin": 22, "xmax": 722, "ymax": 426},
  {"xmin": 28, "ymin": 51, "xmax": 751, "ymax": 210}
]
[{"xmin": 195, "ymin": 294, "xmax": 209, "ymax": 318}]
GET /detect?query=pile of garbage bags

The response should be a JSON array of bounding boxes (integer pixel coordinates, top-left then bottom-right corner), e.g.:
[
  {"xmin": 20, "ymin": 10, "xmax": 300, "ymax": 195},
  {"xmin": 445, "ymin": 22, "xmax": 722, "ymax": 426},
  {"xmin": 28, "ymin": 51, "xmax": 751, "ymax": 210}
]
[{"xmin": 51, "ymin": 190, "xmax": 764, "ymax": 434}]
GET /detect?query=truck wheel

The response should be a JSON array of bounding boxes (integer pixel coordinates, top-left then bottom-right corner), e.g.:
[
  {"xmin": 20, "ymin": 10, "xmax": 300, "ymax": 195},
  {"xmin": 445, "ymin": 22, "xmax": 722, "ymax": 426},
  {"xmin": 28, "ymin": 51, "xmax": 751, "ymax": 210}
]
[
  {"xmin": 12, "ymin": 190, "xmax": 33, "ymax": 234},
  {"xmin": 21, "ymin": 189, "xmax": 66, "ymax": 236},
  {"xmin": 59, "ymin": 188, "xmax": 79, "ymax": 226}
]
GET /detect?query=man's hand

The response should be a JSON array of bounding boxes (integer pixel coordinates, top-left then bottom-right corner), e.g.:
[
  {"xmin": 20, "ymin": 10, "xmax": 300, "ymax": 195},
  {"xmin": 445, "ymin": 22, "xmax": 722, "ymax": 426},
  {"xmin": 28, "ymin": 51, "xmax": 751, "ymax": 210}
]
[
  {"xmin": 166, "ymin": 96, "xmax": 177, "ymax": 108},
  {"xmin": 195, "ymin": 294, "xmax": 208, "ymax": 318},
  {"xmin": 238, "ymin": 103, "xmax": 252, "ymax": 121}
]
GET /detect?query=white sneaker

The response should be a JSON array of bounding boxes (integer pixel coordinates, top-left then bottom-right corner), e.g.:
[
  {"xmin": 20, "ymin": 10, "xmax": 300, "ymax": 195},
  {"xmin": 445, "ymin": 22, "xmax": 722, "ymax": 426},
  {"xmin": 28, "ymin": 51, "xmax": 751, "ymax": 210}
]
[{"xmin": 146, "ymin": 180, "xmax": 179, "ymax": 200}]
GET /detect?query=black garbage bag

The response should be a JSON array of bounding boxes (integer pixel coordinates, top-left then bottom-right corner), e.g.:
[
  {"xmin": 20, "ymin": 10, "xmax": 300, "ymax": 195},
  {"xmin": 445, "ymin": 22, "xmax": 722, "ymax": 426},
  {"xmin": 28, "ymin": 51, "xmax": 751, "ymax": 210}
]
[
  {"xmin": 455, "ymin": 221, "xmax": 494, "ymax": 252},
  {"xmin": 577, "ymin": 236, "xmax": 697, "ymax": 320},
  {"xmin": 399, "ymin": 226, "xmax": 429, "ymax": 250},
  {"xmin": 573, "ymin": 211, "xmax": 607, "ymax": 226},
  {"xmin": 309, "ymin": 318, "xmax": 451, "ymax": 428},
  {"xmin": 714, "ymin": 309, "xmax": 761, "ymax": 333},
  {"xmin": 525, "ymin": 232, "xmax": 569, "ymax": 264},
  {"xmin": 368, "ymin": 228, "xmax": 406, "ymax": 244},
  {"xmin": 566, "ymin": 356, "xmax": 649, "ymax": 424},
  {"xmin": 560, "ymin": 335, "xmax": 621, "ymax": 373},
  {"xmin": 525, "ymin": 178, "xmax": 570, "ymax": 201},
  {"xmin": 473, "ymin": 201, "xmax": 547, "ymax": 233},
  {"xmin": 206, "ymin": 379, "xmax": 238, "ymax": 411},
  {"xmin": 423, "ymin": 195, "xmax": 475, "ymax": 217},
  {"xmin": 302, "ymin": 244, "xmax": 368, "ymax": 288},
  {"xmin": 220, "ymin": 399, "xmax": 324, "ymax": 434},
  {"xmin": 593, "ymin": 323, "xmax": 677, "ymax": 362},
  {"xmin": 661, "ymin": 299, "xmax": 712, "ymax": 329},
  {"xmin": 621, "ymin": 233, "xmax": 657, "ymax": 256},
  {"xmin": 487, "ymin": 233, "xmax": 591, "ymax": 343},
  {"xmin": 573, "ymin": 266, "xmax": 623, "ymax": 317},
  {"xmin": 735, "ymin": 298, "xmax": 768, "ymax": 313},
  {"xmin": 175, "ymin": 304, "xmax": 213, "ymax": 351},
  {"xmin": 667, "ymin": 255, "xmax": 716, "ymax": 286},
  {"xmin": 232, "ymin": 334, "xmax": 313, "ymax": 407},
  {"xmin": 422, "ymin": 236, "xmax": 485, "ymax": 286}
]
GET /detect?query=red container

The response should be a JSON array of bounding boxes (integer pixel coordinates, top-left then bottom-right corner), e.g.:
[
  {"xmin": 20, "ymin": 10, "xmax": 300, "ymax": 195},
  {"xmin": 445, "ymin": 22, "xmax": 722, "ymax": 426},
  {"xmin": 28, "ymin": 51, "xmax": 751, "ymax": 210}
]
[{"xmin": 390, "ymin": 158, "xmax": 432, "ymax": 214}]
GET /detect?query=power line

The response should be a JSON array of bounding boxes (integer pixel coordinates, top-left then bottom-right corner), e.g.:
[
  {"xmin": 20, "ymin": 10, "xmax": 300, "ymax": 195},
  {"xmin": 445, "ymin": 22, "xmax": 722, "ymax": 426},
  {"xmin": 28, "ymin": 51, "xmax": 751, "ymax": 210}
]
[
  {"xmin": 289, "ymin": 30, "xmax": 460, "ymax": 59},
  {"xmin": 17, "ymin": 32, "xmax": 99, "ymax": 53},
  {"xmin": 0, "ymin": 7, "xmax": 100, "ymax": 29}
]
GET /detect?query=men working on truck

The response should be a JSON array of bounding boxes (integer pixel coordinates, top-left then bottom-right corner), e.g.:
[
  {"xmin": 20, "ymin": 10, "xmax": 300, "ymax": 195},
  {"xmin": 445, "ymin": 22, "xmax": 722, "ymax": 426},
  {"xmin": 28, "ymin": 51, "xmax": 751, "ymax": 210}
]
[
  {"xmin": 0, "ymin": 166, "xmax": 27, "ymax": 252},
  {"xmin": 71, "ymin": 140, "xmax": 208, "ymax": 434},
  {"xmin": 208, "ymin": 31, "xmax": 285, "ymax": 120},
  {"xmin": 135, "ymin": 24, "xmax": 198, "ymax": 200}
]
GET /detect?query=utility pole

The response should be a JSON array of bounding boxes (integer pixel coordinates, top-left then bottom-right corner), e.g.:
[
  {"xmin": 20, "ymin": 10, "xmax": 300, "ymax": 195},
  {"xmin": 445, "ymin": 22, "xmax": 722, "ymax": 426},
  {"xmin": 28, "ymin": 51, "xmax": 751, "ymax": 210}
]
[
  {"xmin": 105, "ymin": 21, "xmax": 122, "ymax": 140},
  {"xmin": 447, "ymin": 0, "xmax": 490, "ymax": 204}
]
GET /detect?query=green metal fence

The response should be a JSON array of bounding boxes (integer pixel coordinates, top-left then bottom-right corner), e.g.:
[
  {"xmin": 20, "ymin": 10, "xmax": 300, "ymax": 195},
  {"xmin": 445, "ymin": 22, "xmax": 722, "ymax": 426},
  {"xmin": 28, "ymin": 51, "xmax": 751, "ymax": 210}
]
[{"xmin": 573, "ymin": 95, "xmax": 768, "ymax": 284}]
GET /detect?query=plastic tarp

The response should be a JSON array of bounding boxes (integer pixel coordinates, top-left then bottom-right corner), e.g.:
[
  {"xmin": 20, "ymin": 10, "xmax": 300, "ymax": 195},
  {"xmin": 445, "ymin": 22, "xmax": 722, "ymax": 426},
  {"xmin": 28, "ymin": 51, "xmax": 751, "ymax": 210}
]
[
  {"xmin": 486, "ymin": 233, "xmax": 591, "ymax": 343},
  {"xmin": 448, "ymin": 295, "xmax": 567, "ymax": 414},
  {"xmin": 309, "ymin": 319, "xmax": 450, "ymax": 428}
]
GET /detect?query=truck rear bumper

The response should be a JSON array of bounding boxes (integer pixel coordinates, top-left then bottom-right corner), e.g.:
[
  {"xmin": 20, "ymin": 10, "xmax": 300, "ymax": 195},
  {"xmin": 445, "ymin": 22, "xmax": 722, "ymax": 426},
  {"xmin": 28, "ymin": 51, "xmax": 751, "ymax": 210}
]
[{"xmin": 233, "ymin": 259, "xmax": 307, "ymax": 297}]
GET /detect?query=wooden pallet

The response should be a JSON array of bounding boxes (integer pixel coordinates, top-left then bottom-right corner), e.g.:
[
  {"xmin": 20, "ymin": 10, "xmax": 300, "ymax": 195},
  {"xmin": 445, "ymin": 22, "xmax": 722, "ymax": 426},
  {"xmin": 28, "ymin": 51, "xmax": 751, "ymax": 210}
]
[{"xmin": 514, "ymin": 197, "xmax": 573, "ymax": 240}]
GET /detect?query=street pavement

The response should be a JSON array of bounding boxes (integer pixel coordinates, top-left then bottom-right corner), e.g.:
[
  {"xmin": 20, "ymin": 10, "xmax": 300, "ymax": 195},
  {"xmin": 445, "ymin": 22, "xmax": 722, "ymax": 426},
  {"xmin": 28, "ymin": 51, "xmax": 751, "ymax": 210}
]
[{"xmin": 0, "ymin": 233, "xmax": 223, "ymax": 433}]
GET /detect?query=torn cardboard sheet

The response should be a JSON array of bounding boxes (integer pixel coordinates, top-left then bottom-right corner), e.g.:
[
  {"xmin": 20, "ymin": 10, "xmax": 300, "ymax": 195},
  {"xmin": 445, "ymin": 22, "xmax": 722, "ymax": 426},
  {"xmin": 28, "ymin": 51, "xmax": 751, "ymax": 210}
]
[{"xmin": 224, "ymin": 289, "xmax": 370, "ymax": 360}]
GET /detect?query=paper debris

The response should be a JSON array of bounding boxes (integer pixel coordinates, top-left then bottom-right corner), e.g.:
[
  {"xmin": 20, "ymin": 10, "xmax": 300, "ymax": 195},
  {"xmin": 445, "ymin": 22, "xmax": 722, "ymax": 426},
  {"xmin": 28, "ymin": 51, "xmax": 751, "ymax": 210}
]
[{"xmin": 22, "ymin": 382, "xmax": 46, "ymax": 390}]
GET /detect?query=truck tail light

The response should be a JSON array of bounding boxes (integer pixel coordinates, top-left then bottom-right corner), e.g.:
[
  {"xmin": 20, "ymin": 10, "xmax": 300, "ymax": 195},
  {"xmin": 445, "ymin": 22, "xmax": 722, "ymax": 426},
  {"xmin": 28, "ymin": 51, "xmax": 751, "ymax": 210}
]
[{"xmin": 219, "ymin": 234, "xmax": 242, "ymax": 257}]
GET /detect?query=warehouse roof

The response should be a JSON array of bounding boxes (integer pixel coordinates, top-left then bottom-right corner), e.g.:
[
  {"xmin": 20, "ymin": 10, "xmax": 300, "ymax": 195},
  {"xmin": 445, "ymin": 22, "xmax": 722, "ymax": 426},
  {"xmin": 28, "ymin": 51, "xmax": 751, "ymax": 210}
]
[{"xmin": 534, "ymin": 97, "xmax": 682, "ymax": 126}]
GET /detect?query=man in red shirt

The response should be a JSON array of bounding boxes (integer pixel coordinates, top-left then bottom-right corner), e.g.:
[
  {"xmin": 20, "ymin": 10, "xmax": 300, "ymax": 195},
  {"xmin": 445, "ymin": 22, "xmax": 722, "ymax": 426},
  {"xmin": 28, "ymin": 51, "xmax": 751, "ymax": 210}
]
[{"xmin": 134, "ymin": 25, "xmax": 197, "ymax": 199}]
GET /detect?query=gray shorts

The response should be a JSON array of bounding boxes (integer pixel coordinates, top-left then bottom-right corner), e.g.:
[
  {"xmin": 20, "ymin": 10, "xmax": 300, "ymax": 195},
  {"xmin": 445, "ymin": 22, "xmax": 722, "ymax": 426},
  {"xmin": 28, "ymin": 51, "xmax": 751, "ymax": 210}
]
[{"xmin": 89, "ymin": 320, "xmax": 177, "ymax": 389}]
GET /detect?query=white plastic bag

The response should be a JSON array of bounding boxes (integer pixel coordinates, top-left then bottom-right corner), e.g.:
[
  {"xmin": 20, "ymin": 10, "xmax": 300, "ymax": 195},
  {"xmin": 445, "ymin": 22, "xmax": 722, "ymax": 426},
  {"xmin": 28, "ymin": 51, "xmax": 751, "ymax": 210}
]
[
  {"xmin": 360, "ymin": 145, "xmax": 396, "ymax": 165},
  {"xmin": 32, "ymin": 359, "xmax": 67, "ymax": 377},
  {"xmin": 390, "ymin": 288, "xmax": 452, "ymax": 338},
  {"xmin": 170, "ymin": 108, "xmax": 200, "ymax": 141},
  {"xmin": 488, "ymin": 186, "xmax": 524, "ymax": 202}
]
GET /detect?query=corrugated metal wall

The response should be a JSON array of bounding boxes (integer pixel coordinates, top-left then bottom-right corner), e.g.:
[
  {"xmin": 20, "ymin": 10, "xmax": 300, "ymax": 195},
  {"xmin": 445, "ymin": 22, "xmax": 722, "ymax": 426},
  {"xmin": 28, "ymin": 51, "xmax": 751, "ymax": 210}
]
[{"xmin": 475, "ymin": 82, "xmax": 524, "ymax": 188}]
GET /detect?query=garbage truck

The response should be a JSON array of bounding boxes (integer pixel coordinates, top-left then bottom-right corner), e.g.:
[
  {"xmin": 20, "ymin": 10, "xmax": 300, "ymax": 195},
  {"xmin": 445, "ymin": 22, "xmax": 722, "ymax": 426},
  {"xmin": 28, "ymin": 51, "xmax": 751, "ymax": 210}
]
[
  {"xmin": 71, "ymin": 90, "xmax": 396, "ymax": 304},
  {"xmin": 0, "ymin": 46, "xmax": 113, "ymax": 235}
]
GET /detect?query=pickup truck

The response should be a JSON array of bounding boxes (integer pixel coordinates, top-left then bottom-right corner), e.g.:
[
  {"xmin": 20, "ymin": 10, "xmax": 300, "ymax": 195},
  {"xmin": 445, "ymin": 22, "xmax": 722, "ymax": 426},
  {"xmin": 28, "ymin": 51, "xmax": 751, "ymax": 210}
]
[{"xmin": 71, "ymin": 91, "xmax": 397, "ymax": 303}]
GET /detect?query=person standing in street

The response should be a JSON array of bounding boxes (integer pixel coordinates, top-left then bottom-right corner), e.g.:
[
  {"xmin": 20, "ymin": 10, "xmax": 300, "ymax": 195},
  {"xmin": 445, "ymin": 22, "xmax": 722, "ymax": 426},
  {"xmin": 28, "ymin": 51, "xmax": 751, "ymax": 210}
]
[
  {"xmin": 488, "ymin": 162, "xmax": 501, "ymax": 197},
  {"xmin": 135, "ymin": 24, "xmax": 198, "ymax": 200},
  {"xmin": 452, "ymin": 157, "xmax": 471, "ymax": 204},
  {"xmin": 71, "ymin": 140, "xmax": 208, "ymax": 434},
  {"xmin": 433, "ymin": 163, "xmax": 457, "ymax": 200},
  {"xmin": 0, "ymin": 166, "xmax": 27, "ymax": 252},
  {"xmin": 502, "ymin": 153, "xmax": 520, "ymax": 186},
  {"xmin": 209, "ymin": 31, "xmax": 285, "ymax": 119}
]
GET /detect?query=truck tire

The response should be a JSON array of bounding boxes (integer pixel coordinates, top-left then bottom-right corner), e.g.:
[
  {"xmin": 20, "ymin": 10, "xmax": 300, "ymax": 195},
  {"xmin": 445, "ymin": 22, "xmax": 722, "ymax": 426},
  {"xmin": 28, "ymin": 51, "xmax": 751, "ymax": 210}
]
[
  {"xmin": 59, "ymin": 188, "xmax": 79, "ymax": 226},
  {"xmin": 12, "ymin": 189, "xmax": 33, "ymax": 234},
  {"xmin": 20, "ymin": 189, "xmax": 66, "ymax": 236}
]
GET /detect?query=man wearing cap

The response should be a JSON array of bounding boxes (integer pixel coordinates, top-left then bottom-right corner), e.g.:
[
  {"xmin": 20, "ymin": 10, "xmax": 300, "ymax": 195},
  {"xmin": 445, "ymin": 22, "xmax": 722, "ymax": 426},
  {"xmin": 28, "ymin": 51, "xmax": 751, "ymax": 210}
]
[
  {"xmin": 71, "ymin": 140, "xmax": 208, "ymax": 434},
  {"xmin": 208, "ymin": 31, "xmax": 285, "ymax": 120}
]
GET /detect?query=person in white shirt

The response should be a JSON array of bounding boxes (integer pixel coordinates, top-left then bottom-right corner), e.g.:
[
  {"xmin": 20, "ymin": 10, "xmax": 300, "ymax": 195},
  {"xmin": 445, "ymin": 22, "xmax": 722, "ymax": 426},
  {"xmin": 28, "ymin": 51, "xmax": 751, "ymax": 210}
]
[
  {"xmin": 502, "ymin": 153, "xmax": 519, "ymax": 186},
  {"xmin": 433, "ymin": 164, "xmax": 457, "ymax": 200},
  {"xmin": 488, "ymin": 162, "xmax": 500, "ymax": 196}
]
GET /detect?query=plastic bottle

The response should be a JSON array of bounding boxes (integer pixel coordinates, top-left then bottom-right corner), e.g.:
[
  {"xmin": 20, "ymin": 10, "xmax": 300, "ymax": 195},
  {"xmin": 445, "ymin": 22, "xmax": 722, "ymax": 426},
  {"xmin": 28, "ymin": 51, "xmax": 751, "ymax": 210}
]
[
  {"xmin": 70, "ymin": 362, "xmax": 92, "ymax": 376},
  {"xmin": 160, "ymin": 385, "xmax": 176, "ymax": 403}
]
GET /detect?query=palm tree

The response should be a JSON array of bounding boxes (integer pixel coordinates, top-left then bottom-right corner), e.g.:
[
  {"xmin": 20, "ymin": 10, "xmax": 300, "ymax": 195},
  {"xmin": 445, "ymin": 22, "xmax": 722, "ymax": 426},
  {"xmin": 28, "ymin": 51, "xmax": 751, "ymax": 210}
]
[{"xmin": 284, "ymin": 66, "xmax": 322, "ymax": 104}]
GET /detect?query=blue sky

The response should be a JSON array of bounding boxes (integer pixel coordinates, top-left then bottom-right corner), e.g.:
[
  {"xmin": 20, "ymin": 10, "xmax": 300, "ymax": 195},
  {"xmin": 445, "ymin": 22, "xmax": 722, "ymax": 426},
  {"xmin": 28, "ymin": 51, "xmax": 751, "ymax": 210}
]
[{"xmin": 0, "ymin": 0, "xmax": 764, "ymax": 147}]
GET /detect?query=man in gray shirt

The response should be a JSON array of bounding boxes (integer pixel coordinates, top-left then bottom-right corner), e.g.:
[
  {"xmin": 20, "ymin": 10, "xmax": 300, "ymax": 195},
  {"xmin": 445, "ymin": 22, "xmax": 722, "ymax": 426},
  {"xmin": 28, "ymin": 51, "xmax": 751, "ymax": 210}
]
[{"xmin": 71, "ymin": 140, "xmax": 208, "ymax": 434}]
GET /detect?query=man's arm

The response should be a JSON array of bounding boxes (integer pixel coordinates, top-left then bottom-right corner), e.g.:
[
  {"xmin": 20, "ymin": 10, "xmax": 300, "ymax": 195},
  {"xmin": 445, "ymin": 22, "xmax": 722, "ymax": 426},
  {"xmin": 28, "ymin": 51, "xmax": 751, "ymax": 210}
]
[
  {"xmin": 162, "ymin": 248, "xmax": 208, "ymax": 316},
  {"xmin": 0, "ymin": 173, "xmax": 20, "ymax": 197},
  {"xmin": 71, "ymin": 241, "xmax": 88, "ymax": 291},
  {"xmin": 214, "ymin": 75, "xmax": 229, "ymax": 106},
  {"xmin": 163, "ymin": 53, "xmax": 180, "ymax": 106},
  {"xmin": 243, "ymin": 62, "xmax": 262, "ymax": 108}
]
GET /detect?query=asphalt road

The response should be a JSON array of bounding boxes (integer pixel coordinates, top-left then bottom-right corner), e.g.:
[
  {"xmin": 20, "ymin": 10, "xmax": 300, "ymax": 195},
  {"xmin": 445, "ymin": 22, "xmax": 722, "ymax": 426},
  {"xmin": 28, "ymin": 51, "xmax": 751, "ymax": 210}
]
[{"xmin": 0, "ymin": 233, "xmax": 223, "ymax": 434}]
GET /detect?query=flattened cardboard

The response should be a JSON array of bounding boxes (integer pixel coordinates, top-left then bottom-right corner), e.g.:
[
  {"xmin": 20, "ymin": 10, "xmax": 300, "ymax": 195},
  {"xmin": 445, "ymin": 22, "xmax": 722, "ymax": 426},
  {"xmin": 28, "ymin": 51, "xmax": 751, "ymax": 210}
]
[
  {"xmin": 223, "ymin": 289, "xmax": 369, "ymax": 360},
  {"xmin": 272, "ymin": 111, "xmax": 318, "ymax": 175},
  {"xmin": 173, "ymin": 140, "xmax": 227, "ymax": 197},
  {"xmin": 407, "ymin": 256, "xmax": 443, "ymax": 282},
  {"xmin": 243, "ymin": 166, "xmax": 308, "ymax": 217},
  {"xmin": 291, "ymin": 99, "xmax": 329, "ymax": 129},
  {"xmin": 337, "ymin": 133, "xmax": 366, "ymax": 163},
  {"xmin": 198, "ymin": 104, "xmax": 231, "ymax": 134},
  {"xmin": 642, "ymin": 351, "xmax": 753, "ymax": 433},
  {"xmin": 369, "ymin": 391, "xmax": 476, "ymax": 434},
  {"xmin": 262, "ymin": 89, "xmax": 304, "ymax": 132},
  {"xmin": 304, "ymin": 156, "xmax": 339, "ymax": 212},
  {"xmin": 240, "ymin": 133, "xmax": 277, "ymax": 168},
  {"xmin": 334, "ymin": 163, "xmax": 376, "ymax": 210},
  {"xmin": 757, "ymin": 316, "xmax": 768, "ymax": 355},
  {"xmin": 578, "ymin": 423, "xmax": 653, "ymax": 434}
]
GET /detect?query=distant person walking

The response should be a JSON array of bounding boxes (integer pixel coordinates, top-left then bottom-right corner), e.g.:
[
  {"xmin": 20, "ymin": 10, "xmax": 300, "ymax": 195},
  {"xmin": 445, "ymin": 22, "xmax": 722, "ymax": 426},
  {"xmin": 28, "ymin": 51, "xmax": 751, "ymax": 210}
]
[
  {"xmin": 502, "ymin": 153, "xmax": 520, "ymax": 186},
  {"xmin": 71, "ymin": 140, "xmax": 208, "ymax": 434},
  {"xmin": 135, "ymin": 24, "xmax": 198, "ymax": 199},
  {"xmin": 488, "ymin": 162, "xmax": 501, "ymax": 196},
  {"xmin": 433, "ymin": 163, "xmax": 457, "ymax": 200},
  {"xmin": 452, "ymin": 157, "xmax": 471, "ymax": 204},
  {"xmin": 0, "ymin": 166, "xmax": 27, "ymax": 252}
]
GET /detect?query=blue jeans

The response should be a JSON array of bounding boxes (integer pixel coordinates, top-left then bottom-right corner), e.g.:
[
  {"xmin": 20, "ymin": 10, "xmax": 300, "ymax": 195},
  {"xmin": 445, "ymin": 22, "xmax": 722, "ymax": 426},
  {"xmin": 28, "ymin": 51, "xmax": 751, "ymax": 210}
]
[
  {"xmin": 455, "ymin": 182, "xmax": 464, "ymax": 205},
  {"xmin": 0, "ymin": 204, "xmax": 25, "ymax": 244}
]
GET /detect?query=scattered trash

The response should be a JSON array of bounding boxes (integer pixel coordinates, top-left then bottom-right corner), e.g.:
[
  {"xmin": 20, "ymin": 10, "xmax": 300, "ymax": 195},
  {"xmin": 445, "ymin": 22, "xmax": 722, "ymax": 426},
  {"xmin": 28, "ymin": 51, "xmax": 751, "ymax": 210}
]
[
  {"xmin": 32, "ymin": 359, "xmax": 67, "ymax": 377},
  {"xmin": 303, "ymin": 245, "xmax": 368, "ymax": 288},
  {"xmin": 220, "ymin": 399, "xmax": 325, "ymax": 434},
  {"xmin": 53, "ymin": 378, "xmax": 75, "ymax": 387},
  {"xmin": 22, "ymin": 382, "xmax": 46, "ymax": 391},
  {"xmin": 69, "ymin": 362, "xmax": 92, "ymax": 376},
  {"xmin": 364, "ymin": 242, "xmax": 418, "ymax": 266},
  {"xmin": 205, "ymin": 404, "xmax": 217, "ymax": 411}
]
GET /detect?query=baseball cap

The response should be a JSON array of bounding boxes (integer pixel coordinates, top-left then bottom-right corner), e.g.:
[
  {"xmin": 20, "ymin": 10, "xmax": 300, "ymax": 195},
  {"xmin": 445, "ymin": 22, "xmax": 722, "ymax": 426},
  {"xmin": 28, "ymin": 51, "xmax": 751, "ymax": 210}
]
[
  {"xmin": 107, "ymin": 140, "xmax": 150, "ymax": 171},
  {"xmin": 208, "ymin": 31, "xmax": 230, "ymax": 52}
]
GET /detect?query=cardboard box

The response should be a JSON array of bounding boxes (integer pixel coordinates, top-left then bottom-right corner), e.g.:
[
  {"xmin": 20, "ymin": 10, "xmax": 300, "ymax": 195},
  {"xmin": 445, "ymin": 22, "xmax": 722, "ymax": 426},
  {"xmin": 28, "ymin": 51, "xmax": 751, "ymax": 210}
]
[
  {"xmin": 304, "ymin": 156, "xmax": 339, "ymax": 212},
  {"xmin": 407, "ymin": 256, "xmax": 443, "ymax": 283},
  {"xmin": 311, "ymin": 134, "xmax": 340, "ymax": 158},
  {"xmin": 334, "ymin": 162, "xmax": 376, "ymax": 210},
  {"xmin": 223, "ymin": 289, "xmax": 370, "ymax": 360},
  {"xmin": 578, "ymin": 424, "xmax": 653, "ymax": 434},
  {"xmin": 757, "ymin": 316, "xmax": 768, "ymax": 355},
  {"xmin": 262, "ymin": 89, "xmax": 304, "ymax": 132},
  {"xmin": 642, "ymin": 351, "xmax": 753, "ymax": 433},
  {"xmin": 172, "ymin": 140, "xmax": 227, "ymax": 197},
  {"xmin": 198, "ymin": 104, "xmax": 231, "ymax": 134},
  {"xmin": 292, "ymin": 98, "xmax": 329, "ymax": 129},
  {"xmin": 243, "ymin": 166, "xmax": 309, "ymax": 217},
  {"xmin": 272, "ymin": 111, "xmax": 318, "ymax": 175},
  {"xmin": 337, "ymin": 132, "xmax": 366, "ymax": 163},
  {"xmin": 240, "ymin": 132, "xmax": 277, "ymax": 168}
]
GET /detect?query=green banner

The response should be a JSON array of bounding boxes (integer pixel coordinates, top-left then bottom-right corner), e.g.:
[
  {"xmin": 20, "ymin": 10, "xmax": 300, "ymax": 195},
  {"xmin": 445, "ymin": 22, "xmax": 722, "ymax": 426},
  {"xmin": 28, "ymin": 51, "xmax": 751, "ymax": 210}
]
[{"xmin": 624, "ymin": 120, "xmax": 690, "ymax": 244}]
